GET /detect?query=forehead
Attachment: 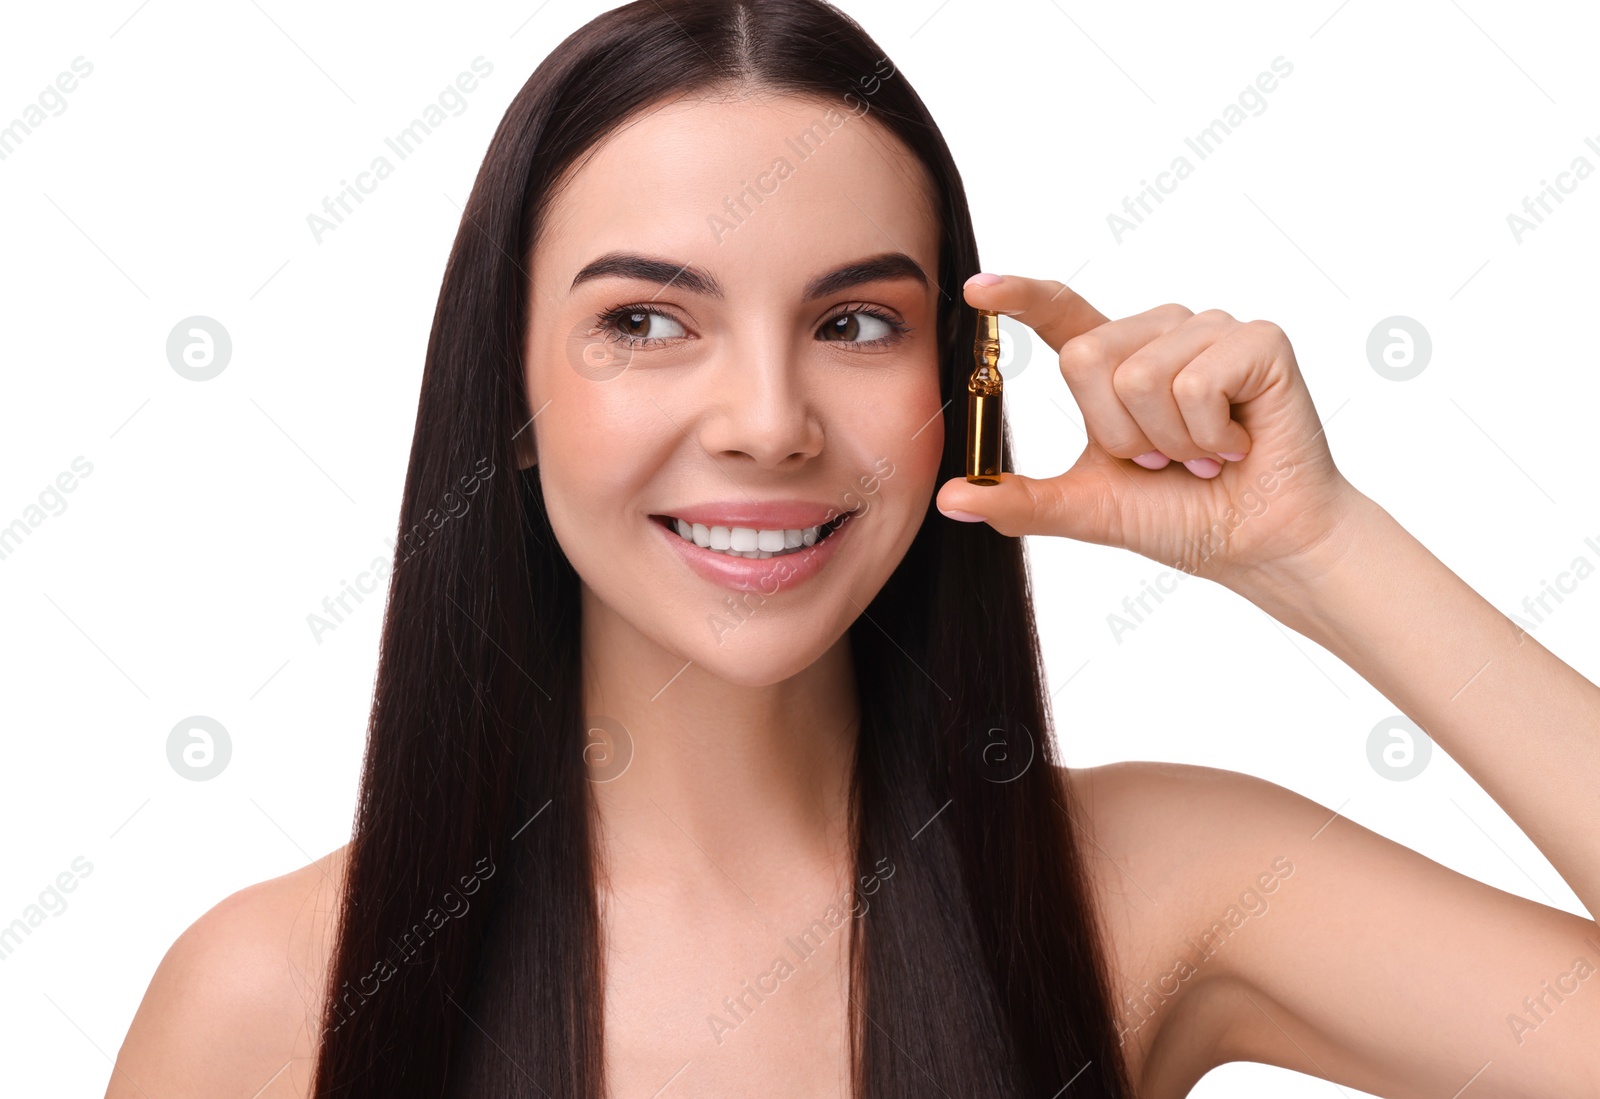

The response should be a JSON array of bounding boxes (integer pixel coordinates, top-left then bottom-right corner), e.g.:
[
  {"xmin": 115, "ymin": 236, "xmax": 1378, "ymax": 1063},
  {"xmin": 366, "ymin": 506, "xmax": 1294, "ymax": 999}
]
[{"xmin": 533, "ymin": 92, "xmax": 940, "ymax": 295}]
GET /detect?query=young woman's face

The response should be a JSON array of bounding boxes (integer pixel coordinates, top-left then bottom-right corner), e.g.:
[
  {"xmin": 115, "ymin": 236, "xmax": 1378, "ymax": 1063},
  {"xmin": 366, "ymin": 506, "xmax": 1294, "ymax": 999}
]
[{"xmin": 523, "ymin": 92, "xmax": 946, "ymax": 686}]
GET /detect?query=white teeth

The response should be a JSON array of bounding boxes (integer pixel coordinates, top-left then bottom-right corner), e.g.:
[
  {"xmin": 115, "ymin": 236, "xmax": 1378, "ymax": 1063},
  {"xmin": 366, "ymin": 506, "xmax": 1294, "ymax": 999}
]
[{"xmin": 665, "ymin": 517, "xmax": 827, "ymax": 558}]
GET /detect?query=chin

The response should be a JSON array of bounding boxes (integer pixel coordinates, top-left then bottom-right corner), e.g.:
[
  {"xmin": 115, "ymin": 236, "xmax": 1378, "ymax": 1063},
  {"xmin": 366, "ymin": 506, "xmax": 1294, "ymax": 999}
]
[{"xmin": 681, "ymin": 621, "xmax": 847, "ymax": 688}]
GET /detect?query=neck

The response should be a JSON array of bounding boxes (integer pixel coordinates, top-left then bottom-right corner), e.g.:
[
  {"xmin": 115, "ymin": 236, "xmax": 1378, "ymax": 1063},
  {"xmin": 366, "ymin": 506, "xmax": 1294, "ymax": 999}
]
[{"xmin": 578, "ymin": 586, "xmax": 860, "ymax": 891}]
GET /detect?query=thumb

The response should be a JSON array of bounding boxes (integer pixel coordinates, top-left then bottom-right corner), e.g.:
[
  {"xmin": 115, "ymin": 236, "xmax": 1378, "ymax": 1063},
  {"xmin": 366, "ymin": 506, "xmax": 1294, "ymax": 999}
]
[{"xmin": 935, "ymin": 468, "xmax": 1119, "ymax": 543}]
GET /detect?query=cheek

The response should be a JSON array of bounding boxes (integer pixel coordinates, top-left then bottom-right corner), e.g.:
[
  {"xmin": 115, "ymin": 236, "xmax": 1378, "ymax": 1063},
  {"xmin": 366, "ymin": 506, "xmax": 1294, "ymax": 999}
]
[
  {"xmin": 833, "ymin": 370, "xmax": 945, "ymax": 530},
  {"xmin": 874, "ymin": 370, "xmax": 946, "ymax": 489},
  {"xmin": 534, "ymin": 376, "xmax": 667, "ymax": 529}
]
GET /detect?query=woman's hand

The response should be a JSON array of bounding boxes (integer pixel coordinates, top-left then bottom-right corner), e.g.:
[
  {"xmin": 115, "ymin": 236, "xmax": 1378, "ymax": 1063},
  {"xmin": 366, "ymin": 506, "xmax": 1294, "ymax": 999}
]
[{"xmin": 935, "ymin": 273, "xmax": 1362, "ymax": 593}]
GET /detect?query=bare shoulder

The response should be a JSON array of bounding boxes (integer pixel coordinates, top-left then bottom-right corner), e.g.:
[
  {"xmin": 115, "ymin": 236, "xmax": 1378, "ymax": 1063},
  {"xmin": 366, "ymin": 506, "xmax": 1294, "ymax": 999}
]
[
  {"xmin": 1058, "ymin": 761, "xmax": 1323, "ymax": 1097},
  {"xmin": 1061, "ymin": 759, "xmax": 1317, "ymax": 884},
  {"xmin": 105, "ymin": 843, "xmax": 350, "ymax": 1099}
]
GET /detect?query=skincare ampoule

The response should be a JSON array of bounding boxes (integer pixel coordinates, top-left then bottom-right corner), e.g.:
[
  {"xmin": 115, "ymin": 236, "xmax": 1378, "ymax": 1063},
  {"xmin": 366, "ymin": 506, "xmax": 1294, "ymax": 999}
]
[{"xmin": 965, "ymin": 308, "xmax": 1003, "ymax": 484}]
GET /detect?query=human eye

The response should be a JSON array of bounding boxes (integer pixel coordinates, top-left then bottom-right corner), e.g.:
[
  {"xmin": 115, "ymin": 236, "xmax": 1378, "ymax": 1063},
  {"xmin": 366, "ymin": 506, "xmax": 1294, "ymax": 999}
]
[
  {"xmin": 594, "ymin": 303, "xmax": 690, "ymax": 348},
  {"xmin": 816, "ymin": 304, "xmax": 911, "ymax": 350}
]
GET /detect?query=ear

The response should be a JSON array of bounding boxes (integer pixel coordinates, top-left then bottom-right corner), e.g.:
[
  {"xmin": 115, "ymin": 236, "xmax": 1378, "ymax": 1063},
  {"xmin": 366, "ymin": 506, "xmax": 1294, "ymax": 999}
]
[{"xmin": 513, "ymin": 424, "xmax": 538, "ymax": 470}]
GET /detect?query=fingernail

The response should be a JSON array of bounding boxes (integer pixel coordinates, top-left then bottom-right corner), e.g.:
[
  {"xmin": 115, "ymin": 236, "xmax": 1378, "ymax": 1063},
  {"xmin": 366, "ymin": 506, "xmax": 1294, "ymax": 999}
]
[
  {"xmin": 1183, "ymin": 457, "xmax": 1222, "ymax": 478},
  {"xmin": 1217, "ymin": 451, "xmax": 1246, "ymax": 462},
  {"xmin": 1132, "ymin": 450, "xmax": 1170, "ymax": 470},
  {"xmin": 940, "ymin": 508, "xmax": 988, "ymax": 522},
  {"xmin": 965, "ymin": 272, "xmax": 1003, "ymax": 287}
]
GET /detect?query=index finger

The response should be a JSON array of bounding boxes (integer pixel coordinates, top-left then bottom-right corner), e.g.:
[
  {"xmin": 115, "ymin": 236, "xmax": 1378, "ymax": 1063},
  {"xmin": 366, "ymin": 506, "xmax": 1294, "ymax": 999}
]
[{"xmin": 962, "ymin": 273, "xmax": 1110, "ymax": 353}]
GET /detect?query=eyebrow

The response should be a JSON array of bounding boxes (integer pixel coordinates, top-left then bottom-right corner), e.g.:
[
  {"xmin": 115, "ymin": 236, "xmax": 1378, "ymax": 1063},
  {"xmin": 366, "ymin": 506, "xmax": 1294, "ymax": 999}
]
[{"xmin": 568, "ymin": 250, "xmax": 931, "ymax": 301}]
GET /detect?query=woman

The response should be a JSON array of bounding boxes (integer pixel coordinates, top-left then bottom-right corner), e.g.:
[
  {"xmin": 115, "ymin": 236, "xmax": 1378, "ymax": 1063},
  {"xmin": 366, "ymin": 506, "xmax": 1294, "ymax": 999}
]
[{"xmin": 106, "ymin": 0, "xmax": 1600, "ymax": 1096}]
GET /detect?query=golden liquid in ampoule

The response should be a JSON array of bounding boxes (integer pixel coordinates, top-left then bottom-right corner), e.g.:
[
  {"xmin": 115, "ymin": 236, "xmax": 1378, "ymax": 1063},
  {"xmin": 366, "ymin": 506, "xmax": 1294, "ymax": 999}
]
[{"xmin": 965, "ymin": 308, "xmax": 1003, "ymax": 485}]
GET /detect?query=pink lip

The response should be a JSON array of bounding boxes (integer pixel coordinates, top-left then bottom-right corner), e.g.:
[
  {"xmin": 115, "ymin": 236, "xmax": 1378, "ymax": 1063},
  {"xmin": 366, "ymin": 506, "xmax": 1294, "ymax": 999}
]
[{"xmin": 651, "ymin": 510, "xmax": 856, "ymax": 592}]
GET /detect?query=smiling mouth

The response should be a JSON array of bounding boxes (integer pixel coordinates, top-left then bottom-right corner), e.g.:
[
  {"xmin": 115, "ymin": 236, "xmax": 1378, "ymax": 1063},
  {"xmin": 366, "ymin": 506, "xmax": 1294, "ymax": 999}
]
[{"xmin": 650, "ymin": 510, "xmax": 857, "ymax": 559}]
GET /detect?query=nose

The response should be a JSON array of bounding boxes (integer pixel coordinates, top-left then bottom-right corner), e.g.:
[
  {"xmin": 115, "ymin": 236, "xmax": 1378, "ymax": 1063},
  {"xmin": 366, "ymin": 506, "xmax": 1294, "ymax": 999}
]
[{"xmin": 694, "ymin": 331, "xmax": 824, "ymax": 470}]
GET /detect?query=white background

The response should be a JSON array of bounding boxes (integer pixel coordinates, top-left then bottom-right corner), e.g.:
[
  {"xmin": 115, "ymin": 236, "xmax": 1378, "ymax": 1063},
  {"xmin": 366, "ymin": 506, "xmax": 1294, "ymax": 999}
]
[{"xmin": 1, "ymin": 1, "xmax": 1596, "ymax": 1095}]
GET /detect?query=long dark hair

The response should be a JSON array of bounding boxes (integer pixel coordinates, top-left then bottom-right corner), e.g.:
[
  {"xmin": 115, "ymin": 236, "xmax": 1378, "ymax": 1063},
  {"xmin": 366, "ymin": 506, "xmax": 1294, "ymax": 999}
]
[{"xmin": 311, "ymin": 1, "xmax": 1134, "ymax": 1095}]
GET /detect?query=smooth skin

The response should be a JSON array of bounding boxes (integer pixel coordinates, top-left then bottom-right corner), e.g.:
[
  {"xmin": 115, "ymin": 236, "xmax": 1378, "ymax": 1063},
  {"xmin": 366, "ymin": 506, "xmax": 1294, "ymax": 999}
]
[{"xmin": 105, "ymin": 91, "xmax": 1600, "ymax": 1098}]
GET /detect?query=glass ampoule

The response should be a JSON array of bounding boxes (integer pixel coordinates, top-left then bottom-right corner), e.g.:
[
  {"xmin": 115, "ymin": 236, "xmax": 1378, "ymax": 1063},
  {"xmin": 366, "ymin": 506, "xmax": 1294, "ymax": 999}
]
[{"xmin": 965, "ymin": 308, "xmax": 1003, "ymax": 485}]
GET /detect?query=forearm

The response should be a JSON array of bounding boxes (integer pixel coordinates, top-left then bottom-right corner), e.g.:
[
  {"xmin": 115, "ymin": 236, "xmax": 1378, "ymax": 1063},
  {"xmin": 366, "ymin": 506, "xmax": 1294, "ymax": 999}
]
[{"xmin": 1235, "ymin": 489, "xmax": 1600, "ymax": 920}]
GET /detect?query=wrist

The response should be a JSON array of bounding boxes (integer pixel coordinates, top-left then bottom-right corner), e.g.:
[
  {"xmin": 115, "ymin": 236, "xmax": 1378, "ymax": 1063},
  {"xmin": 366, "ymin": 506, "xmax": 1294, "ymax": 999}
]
[{"xmin": 1224, "ymin": 486, "xmax": 1392, "ymax": 636}]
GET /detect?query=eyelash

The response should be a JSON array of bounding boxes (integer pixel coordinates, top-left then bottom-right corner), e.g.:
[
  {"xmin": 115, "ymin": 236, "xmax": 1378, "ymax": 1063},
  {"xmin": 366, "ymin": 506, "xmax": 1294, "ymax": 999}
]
[{"xmin": 593, "ymin": 302, "xmax": 911, "ymax": 351}]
